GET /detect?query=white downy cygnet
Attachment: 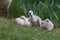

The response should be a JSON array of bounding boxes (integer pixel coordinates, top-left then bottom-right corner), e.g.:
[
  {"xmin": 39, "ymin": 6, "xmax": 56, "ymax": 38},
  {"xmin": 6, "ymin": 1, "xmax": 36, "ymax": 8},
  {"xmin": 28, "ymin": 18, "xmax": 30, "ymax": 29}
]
[
  {"xmin": 20, "ymin": 16, "xmax": 31, "ymax": 26},
  {"xmin": 16, "ymin": 16, "xmax": 31, "ymax": 26},
  {"xmin": 40, "ymin": 19, "xmax": 54, "ymax": 31},
  {"xmin": 28, "ymin": 10, "xmax": 41, "ymax": 27},
  {"xmin": 16, "ymin": 17, "xmax": 25, "ymax": 26}
]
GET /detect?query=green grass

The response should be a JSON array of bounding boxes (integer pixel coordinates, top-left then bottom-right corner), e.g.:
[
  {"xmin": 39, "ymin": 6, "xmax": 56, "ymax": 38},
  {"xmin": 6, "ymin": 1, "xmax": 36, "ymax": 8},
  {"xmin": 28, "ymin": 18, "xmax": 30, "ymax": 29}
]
[{"xmin": 0, "ymin": 18, "xmax": 60, "ymax": 40}]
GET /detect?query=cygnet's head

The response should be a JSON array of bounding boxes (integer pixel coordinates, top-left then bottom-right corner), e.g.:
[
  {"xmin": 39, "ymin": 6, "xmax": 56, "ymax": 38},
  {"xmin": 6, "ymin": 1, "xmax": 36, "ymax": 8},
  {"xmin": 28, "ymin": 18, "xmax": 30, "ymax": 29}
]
[
  {"xmin": 28, "ymin": 10, "xmax": 34, "ymax": 16},
  {"xmin": 40, "ymin": 21, "xmax": 48, "ymax": 27},
  {"xmin": 45, "ymin": 19, "xmax": 50, "ymax": 23},
  {"xmin": 41, "ymin": 21, "xmax": 45, "ymax": 25},
  {"xmin": 20, "ymin": 16, "xmax": 26, "ymax": 20}
]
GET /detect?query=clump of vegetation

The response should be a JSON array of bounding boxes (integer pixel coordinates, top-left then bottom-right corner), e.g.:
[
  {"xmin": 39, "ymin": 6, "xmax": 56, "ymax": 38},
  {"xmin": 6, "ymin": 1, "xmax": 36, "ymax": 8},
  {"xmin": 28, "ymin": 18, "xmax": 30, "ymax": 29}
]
[
  {"xmin": 9, "ymin": 0, "xmax": 60, "ymax": 28},
  {"xmin": 0, "ymin": 0, "xmax": 60, "ymax": 27}
]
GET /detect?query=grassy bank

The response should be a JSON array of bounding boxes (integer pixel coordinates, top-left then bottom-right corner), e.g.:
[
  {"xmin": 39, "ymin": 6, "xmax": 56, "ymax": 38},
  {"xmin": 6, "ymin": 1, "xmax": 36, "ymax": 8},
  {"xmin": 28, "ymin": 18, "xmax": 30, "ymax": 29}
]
[{"xmin": 0, "ymin": 18, "xmax": 60, "ymax": 40}]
